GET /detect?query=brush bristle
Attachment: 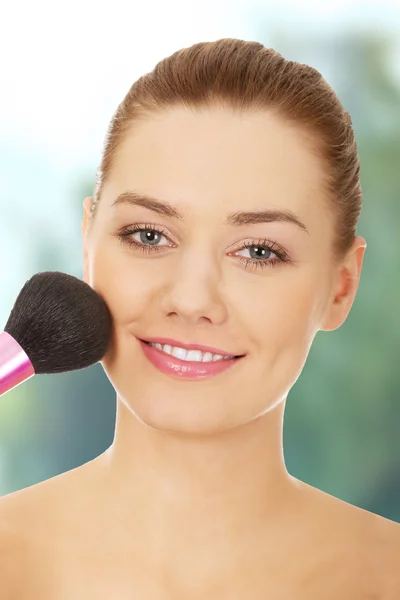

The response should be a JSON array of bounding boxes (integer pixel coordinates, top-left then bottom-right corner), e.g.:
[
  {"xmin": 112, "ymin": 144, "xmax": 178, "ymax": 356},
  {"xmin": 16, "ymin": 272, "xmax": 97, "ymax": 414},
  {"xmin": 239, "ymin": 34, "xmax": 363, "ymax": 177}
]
[{"xmin": 4, "ymin": 271, "xmax": 113, "ymax": 374}]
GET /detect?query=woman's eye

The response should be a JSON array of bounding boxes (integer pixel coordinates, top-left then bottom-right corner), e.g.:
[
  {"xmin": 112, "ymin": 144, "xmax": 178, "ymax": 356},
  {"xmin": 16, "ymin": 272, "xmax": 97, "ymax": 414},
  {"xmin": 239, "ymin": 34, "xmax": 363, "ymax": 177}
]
[
  {"xmin": 117, "ymin": 224, "xmax": 171, "ymax": 250},
  {"xmin": 115, "ymin": 225, "xmax": 291, "ymax": 271},
  {"xmin": 133, "ymin": 229, "xmax": 168, "ymax": 246}
]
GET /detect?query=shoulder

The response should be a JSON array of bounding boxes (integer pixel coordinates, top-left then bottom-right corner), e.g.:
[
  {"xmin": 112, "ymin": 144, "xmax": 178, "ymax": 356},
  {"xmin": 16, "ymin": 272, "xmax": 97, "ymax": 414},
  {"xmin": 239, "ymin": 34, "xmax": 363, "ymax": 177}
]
[
  {"xmin": 330, "ymin": 500, "xmax": 400, "ymax": 598},
  {"xmin": 0, "ymin": 489, "xmax": 37, "ymax": 597},
  {"xmin": 297, "ymin": 482, "xmax": 400, "ymax": 598},
  {"xmin": 0, "ymin": 466, "xmax": 90, "ymax": 596},
  {"xmin": 364, "ymin": 511, "xmax": 400, "ymax": 599}
]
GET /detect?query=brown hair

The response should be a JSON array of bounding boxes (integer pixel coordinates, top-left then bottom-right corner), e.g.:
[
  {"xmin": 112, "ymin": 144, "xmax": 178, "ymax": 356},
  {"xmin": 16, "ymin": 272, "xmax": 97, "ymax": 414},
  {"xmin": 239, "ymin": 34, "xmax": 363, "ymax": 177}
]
[{"xmin": 90, "ymin": 38, "xmax": 362, "ymax": 264}]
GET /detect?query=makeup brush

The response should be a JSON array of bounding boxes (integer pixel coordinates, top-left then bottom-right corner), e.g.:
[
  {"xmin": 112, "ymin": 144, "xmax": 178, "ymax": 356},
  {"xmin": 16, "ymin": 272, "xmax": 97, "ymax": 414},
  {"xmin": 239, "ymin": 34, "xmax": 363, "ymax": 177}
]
[{"xmin": 0, "ymin": 271, "xmax": 113, "ymax": 396}]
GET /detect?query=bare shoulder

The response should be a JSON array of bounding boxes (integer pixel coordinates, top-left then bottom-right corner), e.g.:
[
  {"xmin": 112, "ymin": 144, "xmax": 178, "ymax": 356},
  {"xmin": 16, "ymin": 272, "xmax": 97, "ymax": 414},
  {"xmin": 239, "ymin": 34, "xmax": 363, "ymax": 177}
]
[
  {"xmin": 294, "ymin": 481, "xmax": 400, "ymax": 598},
  {"xmin": 0, "ymin": 461, "xmax": 98, "ymax": 598},
  {"xmin": 363, "ymin": 509, "xmax": 400, "ymax": 599},
  {"xmin": 0, "ymin": 487, "xmax": 40, "ymax": 597}
]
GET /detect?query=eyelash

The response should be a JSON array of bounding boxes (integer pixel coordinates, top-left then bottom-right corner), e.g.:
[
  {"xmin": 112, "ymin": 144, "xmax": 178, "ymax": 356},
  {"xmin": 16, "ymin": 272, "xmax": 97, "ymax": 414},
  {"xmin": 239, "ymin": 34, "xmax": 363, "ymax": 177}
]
[{"xmin": 115, "ymin": 223, "xmax": 291, "ymax": 271}]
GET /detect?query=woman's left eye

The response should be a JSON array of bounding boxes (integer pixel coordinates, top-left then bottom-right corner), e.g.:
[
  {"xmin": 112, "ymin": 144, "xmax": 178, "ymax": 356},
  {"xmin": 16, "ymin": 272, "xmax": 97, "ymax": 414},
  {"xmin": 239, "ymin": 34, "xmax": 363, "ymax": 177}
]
[{"xmin": 115, "ymin": 224, "xmax": 291, "ymax": 271}]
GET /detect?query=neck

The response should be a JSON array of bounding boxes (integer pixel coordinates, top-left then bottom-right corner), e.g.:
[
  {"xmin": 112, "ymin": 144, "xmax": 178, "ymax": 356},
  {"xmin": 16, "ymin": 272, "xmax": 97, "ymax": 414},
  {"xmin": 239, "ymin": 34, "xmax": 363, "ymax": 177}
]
[{"xmin": 94, "ymin": 398, "xmax": 303, "ymax": 563}]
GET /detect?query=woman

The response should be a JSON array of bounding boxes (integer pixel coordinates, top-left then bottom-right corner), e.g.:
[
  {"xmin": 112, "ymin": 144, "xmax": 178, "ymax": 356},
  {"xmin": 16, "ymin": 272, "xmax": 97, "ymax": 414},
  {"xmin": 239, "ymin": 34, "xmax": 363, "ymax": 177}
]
[{"xmin": 1, "ymin": 38, "xmax": 399, "ymax": 599}]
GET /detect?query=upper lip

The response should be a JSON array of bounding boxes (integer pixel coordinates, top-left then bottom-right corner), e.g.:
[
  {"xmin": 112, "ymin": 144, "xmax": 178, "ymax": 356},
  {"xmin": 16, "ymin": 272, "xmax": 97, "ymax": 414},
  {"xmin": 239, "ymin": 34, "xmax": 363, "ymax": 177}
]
[{"xmin": 138, "ymin": 337, "xmax": 244, "ymax": 357}]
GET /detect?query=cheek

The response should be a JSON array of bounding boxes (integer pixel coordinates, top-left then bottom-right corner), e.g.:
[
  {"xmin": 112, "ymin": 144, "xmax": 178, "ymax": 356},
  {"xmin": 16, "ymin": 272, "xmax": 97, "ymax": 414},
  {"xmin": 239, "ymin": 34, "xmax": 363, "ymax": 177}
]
[
  {"xmin": 254, "ymin": 269, "xmax": 318, "ymax": 323},
  {"xmin": 247, "ymin": 271, "xmax": 322, "ymax": 367},
  {"xmin": 246, "ymin": 276, "xmax": 322, "ymax": 399},
  {"xmin": 89, "ymin": 245, "xmax": 152, "ymax": 320}
]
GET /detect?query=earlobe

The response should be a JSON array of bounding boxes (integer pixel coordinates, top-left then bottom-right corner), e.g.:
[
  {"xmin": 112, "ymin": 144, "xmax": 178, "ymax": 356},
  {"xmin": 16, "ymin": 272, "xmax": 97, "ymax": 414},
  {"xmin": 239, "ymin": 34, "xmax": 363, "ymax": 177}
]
[
  {"xmin": 320, "ymin": 237, "xmax": 367, "ymax": 332},
  {"xmin": 82, "ymin": 196, "xmax": 93, "ymax": 235},
  {"xmin": 82, "ymin": 254, "xmax": 89, "ymax": 286},
  {"xmin": 320, "ymin": 273, "xmax": 352, "ymax": 332},
  {"xmin": 333, "ymin": 267, "xmax": 352, "ymax": 304},
  {"xmin": 82, "ymin": 197, "xmax": 93, "ymax": 285},
  {"xmin": 82, "ymin": 239, "xmax": 89, "ymax": 286}
]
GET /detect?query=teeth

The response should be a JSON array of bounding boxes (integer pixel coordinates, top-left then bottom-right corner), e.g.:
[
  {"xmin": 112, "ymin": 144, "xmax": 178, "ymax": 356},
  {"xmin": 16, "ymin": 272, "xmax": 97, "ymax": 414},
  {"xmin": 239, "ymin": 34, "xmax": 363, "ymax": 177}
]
[{"xmin": 149, "ymin": 342, "xmax": 234, "ymax": 362}]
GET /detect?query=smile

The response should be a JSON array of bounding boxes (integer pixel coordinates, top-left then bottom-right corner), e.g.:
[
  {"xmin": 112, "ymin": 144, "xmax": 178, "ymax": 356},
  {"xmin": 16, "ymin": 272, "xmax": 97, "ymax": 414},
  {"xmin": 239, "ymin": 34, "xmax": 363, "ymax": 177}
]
[
  {"xmin": 144, "ymin": 341, "xmax": 237, "ymax": 362},
  {"xmin": 138, "ymin": 338, "xmax": 245, "ymax": 380}
]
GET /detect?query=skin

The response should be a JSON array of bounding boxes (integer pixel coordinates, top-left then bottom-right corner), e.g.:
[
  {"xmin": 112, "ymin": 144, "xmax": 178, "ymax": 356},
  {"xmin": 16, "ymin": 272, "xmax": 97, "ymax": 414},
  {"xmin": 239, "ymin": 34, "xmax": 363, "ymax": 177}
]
[
  {"xmin": 2, "ymin": 105, "xmax": 399, "ymax": 598},
  {"xmin": 81, "ymin": 105, "xmax": 367, "ymax": 590}
]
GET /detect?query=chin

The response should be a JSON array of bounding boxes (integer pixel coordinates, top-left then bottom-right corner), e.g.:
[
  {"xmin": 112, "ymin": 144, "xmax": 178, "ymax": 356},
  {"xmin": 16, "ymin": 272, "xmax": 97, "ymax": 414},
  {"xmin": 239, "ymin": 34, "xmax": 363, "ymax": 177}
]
[{"xmin": 121, "ymin": 392, "xmax": 240, "ymax": 436}]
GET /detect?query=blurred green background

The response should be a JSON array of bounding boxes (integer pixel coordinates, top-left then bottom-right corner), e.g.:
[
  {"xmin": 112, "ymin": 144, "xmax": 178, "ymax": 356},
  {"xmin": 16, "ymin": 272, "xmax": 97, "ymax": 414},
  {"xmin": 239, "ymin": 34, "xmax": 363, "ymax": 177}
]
[{"xmin": 0, "ymin": 2, "xmax": 399, "ymax": 522}]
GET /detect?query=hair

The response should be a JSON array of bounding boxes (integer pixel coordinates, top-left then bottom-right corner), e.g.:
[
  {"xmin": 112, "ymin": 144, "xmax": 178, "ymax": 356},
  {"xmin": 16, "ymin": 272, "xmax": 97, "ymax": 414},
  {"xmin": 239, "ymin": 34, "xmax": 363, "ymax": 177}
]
[{"xmin": 89, "ymin": 38, "xmax": 363, "ymax": 265}]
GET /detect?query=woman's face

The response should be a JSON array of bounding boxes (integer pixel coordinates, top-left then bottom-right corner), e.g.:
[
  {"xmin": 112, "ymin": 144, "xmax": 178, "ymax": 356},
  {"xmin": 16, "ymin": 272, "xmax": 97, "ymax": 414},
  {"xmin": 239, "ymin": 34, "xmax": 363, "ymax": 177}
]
[{"xmin": 82, "ymin": 106, "xmax": 361, "ymax": 434}]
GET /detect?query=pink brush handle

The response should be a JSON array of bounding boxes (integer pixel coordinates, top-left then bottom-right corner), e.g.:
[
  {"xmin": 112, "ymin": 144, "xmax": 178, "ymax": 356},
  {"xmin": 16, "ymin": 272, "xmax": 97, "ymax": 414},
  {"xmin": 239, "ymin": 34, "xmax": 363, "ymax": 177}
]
[{"xmin": 0, "ymin": 331, "xmax": 35, "ymax": 396}]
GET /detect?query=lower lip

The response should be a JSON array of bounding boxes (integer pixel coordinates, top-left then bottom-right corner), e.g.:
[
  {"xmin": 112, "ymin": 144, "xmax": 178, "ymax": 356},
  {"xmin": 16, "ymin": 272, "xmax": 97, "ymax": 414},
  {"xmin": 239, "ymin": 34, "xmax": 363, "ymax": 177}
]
[{"xmin": 138, "ymin": 339, "xmax": 244, "ymax": 380}]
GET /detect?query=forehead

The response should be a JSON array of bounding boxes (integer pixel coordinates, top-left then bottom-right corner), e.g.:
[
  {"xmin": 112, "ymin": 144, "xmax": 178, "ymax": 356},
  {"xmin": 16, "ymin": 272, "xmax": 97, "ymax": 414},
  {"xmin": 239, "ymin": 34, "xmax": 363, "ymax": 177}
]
[{"xmin": 104, "ymin": 106, "xmax": 327, "ymax": 223}]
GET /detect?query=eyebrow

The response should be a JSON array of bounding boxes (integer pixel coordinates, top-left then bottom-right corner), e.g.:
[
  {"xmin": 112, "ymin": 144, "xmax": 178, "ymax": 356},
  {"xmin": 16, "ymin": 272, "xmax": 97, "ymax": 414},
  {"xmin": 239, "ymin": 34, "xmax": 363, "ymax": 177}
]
[{"xmin": 111, "ymin": 190, "xmax": 309, "ymax": 234}]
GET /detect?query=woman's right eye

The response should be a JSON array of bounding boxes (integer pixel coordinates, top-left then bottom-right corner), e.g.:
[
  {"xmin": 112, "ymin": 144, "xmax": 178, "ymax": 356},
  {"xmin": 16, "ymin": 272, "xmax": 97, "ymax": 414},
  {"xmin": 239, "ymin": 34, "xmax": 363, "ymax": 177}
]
[{"xmin": 116, "ymin": 225, "xmax": 172, "ymax": 253}]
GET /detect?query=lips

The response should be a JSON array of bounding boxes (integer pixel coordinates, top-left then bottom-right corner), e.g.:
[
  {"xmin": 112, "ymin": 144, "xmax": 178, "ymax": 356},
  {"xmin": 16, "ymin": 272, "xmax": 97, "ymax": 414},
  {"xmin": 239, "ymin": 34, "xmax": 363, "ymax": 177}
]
[
  {"xmin": 138, "ymin": 338, "xmax": 245, "ymax": 380},
  {"xmin": 139, "ymin": 337, "xmax": 244, "ymax": 358}
]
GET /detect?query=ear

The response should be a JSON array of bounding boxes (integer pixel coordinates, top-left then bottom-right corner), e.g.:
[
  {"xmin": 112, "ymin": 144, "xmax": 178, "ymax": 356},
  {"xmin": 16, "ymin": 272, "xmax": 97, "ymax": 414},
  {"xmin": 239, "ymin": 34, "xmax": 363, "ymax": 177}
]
[
  {"xmin": 82, "ymin": 196, "xmax": 93, "ymax": 286},
  {"xmin": 320, "ymin": 236, "xmax": 367, "ymax": 332}
]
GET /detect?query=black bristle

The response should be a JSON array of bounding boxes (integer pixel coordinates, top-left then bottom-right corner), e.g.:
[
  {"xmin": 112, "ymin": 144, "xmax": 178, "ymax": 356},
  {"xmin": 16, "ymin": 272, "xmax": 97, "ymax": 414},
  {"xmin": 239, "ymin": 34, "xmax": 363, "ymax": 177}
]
[{"xmin": 4, "ymin": 271, "xmax": 113, "ymax": 374}]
